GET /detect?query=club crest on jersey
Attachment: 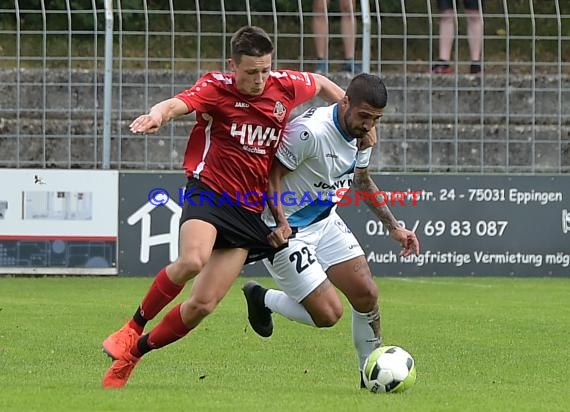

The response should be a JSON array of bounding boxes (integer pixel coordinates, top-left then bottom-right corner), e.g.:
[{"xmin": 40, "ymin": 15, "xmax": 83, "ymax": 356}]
[{"xmin": 273, "ymin": 101, "xmax": 286, "ymax": 123}]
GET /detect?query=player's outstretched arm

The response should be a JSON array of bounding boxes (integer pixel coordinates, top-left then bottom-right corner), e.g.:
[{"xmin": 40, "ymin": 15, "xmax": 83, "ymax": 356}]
[
  {"xmin": 130, "ymin": 97, "xmax": 190, "ymax": 134},
  {"xmin": 312, "ymin": 73, "xmax": 346, "ymax": 104},
  {"xmin": 353, "ymin": 167, "xmax": 420, "ymax": 257},
  {"xmin": 266, "ymin": 159, "xmax": 293, "ymax": 248}
]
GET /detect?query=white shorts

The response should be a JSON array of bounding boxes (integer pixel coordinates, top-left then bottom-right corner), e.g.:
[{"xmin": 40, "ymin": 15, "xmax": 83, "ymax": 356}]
[{"xmin": 263, "ymin": 210, "xmax": 364, "ymax": 302}]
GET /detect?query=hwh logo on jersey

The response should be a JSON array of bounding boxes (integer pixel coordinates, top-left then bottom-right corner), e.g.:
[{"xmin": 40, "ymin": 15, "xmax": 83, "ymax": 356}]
[{"xmin": 230, "ymin": 123, "xmax": 281, "ymax": 147}]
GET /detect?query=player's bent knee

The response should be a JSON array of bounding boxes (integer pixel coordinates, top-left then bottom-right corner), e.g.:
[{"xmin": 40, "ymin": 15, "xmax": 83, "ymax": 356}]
[
  {"xmin": 365, "ymin": 282, "xmax": 379, "ymax": 301},
  {"xmin": 313, "ymin": 312, "xmax": 342, "ymax": 328},
  {"xmin": 183, "ymin": 297, "xmax": 217, "ymax": 320},
  {"xmin": 311, "ymin": 303, "xmax": 344, "ymax": 328},
  {"xmin": 172, "ymin": 254, "xmax": 208, "ymax": 280},
  {"xmin": 350, "ymin": 283, "xmax": 379, "ymax": 313}
]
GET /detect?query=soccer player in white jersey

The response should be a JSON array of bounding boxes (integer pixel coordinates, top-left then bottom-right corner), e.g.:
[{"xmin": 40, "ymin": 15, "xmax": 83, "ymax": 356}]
[{"xmin": 242, "ymin": 73, "xmax": 420, "ymax": 388}]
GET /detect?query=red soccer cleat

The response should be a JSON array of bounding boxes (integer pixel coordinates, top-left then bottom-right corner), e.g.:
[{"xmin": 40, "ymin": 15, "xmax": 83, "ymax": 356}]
[
  {"xmin": 102, "ymin": 323, "xmax": 141, "ymax": 361},
  {"xmin": 102, "ymin": 351, "xmax": 140, "ymax": 389}
]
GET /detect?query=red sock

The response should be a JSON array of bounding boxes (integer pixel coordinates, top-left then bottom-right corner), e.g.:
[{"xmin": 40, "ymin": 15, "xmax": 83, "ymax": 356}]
[
  {"xmin": 132, "ymin": 303, "xmax": 192, "ymax": 356},
  {"xmin": 129, "ymin": 267, "xmax": 184, "ymax": 334}
]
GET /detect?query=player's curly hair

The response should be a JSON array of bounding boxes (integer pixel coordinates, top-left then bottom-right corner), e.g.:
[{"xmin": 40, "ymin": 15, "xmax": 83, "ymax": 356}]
[
  {"xmin": 346, "ymin": 73, "xmax": 388, "ymax": 109},
  {"xmin": 231, "ymin": 26, "xmax": 274, "ymax": 63}
]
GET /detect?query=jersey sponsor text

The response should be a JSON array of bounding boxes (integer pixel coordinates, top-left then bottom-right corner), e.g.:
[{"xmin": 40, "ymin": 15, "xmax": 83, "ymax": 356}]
[{"xmin": 230, "ymin": 122, "xmax": 282, "ymax": 147}]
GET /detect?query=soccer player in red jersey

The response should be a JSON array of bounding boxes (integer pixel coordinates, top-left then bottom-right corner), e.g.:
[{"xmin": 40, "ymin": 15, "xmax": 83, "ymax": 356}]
[{"xmin": 101, "ymin": 25, "xmax": 347, "ymax": 388}]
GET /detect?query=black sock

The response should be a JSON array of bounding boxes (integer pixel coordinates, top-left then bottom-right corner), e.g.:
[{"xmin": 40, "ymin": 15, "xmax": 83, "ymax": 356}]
[
  {"xmin": 136, "ymin": 334, "xmax": 154, "ymax": 356},
  {"xmin": 470, "ymin": 61, "xmax": 482, "ymax": 73},
  {"xmin": 133, "ymin": 307, "xmax": 148, "ymax": 329}
]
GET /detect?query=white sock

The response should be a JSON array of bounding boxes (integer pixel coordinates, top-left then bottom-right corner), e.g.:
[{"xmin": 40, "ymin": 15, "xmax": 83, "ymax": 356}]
[
  {"xmin": 264, "ymin": 289, "xmax": 316, "ymax": 326},
  {"xmin": 352, "ymin": 307, "xmax": 381, "ymax": 371}
]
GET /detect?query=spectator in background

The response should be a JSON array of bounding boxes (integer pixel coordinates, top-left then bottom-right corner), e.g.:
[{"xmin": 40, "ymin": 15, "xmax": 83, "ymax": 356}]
[
  {"xmin": 431, "ymin": 0, "xmax": 484, "ymax": 74},
  {"xmin": 313, "ymin": 0, "xmax": 361, "ymax": 74}
]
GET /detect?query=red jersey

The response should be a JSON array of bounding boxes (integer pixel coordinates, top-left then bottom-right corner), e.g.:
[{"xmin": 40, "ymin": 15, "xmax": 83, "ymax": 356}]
[{"xmin": 175, "ymin": 70, "xmax": 317, "ymax": 212}]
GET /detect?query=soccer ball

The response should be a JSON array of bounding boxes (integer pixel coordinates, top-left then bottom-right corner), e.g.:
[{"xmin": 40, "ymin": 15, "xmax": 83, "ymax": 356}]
[{"xmin": 362, "ymin": 345, "xmax": 416, "ymax": 393}]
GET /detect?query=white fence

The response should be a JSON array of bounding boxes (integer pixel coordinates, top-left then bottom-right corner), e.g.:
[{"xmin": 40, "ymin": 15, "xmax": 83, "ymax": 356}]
[{"xmin": 0, "ymin": 1, "xmax": 568, "ymax": 172}]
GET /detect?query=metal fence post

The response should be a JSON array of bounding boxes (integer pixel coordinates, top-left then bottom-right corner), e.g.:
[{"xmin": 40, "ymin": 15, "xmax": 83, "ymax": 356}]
[
  {"xmin": 360, "ymin": 0, "xmax": 371, "ymax": 74},
  {"xmin": 103, "ymin": 0, "xmax": 114, "ymax": 169}
]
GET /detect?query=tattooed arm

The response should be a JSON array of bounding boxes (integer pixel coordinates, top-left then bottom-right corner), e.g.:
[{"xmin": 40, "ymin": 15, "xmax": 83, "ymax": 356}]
[{"xmin": 353, "ymin": 167, "xmax": 420, "ymax": 257}]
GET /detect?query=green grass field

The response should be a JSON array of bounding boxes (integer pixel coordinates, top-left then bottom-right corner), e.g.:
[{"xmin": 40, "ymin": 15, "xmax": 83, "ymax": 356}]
[{"xmin": 1, "ymin": 276, "xmax": 569, "ymax": 412}]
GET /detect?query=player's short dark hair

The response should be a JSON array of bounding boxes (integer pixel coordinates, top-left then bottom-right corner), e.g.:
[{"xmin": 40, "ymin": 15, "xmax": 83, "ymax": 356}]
[
  {"xmin": 346, "ymin": 73, "xmax": 388, "ymax": 109},
  {"xmin": 230, "ymin": 26, "xmax": 274, "ymax": 63}
]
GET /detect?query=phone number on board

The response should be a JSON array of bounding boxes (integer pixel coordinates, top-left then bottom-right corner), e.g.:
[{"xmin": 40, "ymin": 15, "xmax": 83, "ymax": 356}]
[{"xmin": 366, "ymin": 219, "xmax": 509, "ymax": 238}]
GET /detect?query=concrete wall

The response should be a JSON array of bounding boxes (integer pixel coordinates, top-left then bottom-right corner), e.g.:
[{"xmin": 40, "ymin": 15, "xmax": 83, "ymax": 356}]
[{"xmin": 0, "ymin": 70, "xmax": 568, "ymax": 171}]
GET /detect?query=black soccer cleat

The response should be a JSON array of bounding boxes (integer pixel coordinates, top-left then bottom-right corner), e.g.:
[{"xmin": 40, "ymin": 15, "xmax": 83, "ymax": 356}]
[{"xmin": 242, "ymin": 281, "xmax": 273, "ymax": 337}]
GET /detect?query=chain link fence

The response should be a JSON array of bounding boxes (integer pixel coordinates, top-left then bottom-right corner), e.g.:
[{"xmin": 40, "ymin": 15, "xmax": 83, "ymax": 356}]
[{"xmin": 0, "ymin": 0, "xmax": 568, "ymax": 172}]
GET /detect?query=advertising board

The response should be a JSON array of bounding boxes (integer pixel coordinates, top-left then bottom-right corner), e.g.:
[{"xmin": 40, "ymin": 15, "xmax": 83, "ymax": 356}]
[{"xmin": 118, "ymin": 173, "xmax": 570, "ymax": 277}]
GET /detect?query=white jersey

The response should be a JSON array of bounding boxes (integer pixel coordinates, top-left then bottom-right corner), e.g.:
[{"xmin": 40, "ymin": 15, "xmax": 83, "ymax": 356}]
[{"xmin": 263, "ymin": 103, "xmax": 371, "ymax": 227}]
